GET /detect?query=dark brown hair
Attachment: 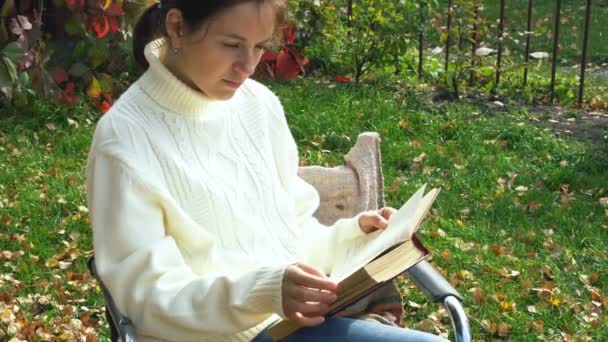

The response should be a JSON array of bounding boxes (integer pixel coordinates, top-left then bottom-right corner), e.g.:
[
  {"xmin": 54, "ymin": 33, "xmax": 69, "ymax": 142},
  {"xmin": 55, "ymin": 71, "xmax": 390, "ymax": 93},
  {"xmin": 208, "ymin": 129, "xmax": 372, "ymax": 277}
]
[{"xmin": 133, "ymin": 0, "xmax": 288, "ymax": 69}]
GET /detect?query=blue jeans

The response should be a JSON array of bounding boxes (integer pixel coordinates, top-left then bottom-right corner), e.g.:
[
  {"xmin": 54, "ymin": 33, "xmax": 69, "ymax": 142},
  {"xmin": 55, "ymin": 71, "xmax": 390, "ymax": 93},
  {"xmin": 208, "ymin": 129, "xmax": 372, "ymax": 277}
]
[{"xmin": 252, "ymin": 317, "xmax": 449, "ymax": 342}]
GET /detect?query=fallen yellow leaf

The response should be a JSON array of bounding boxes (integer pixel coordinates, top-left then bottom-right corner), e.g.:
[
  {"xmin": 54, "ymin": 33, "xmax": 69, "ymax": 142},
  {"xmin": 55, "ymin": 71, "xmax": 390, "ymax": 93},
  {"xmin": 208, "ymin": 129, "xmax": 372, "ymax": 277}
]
[
  {"xmin": 87, "ymin": 76, "xmax": 102, "ymax": 99},
  {"xmin": 549, "ymin": 295, "xmax": 561, "ymax": 307},
  {"xmin": 101, "ymin": 0, "xmax": 112, "ymax": 10},
  {"xmin": 498, "ymin": 300, "xmax": 515, "ymax": 312}
]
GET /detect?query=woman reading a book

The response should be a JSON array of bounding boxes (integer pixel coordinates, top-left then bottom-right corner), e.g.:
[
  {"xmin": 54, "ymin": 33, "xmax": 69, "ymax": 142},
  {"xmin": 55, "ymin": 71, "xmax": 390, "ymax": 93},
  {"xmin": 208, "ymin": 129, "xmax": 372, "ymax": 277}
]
[{"xmin": 87, "ymin": 1, "xmax": 448, "ymax": 341}]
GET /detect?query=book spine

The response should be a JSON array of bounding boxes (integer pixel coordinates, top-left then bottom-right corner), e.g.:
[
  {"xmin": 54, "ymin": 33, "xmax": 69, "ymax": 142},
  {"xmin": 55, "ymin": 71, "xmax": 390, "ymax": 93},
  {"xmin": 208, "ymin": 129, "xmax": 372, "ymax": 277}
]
[{"xmin": 412, "ymin": 234, "xmax": 430, "ymax": 254}]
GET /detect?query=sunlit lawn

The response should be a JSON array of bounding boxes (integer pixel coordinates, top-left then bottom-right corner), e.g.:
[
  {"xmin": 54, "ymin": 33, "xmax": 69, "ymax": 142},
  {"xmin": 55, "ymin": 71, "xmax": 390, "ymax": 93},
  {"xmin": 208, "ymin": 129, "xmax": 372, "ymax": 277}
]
[{"xmin": 1, "ymin": 78, "xmax": 607, "ymax": 340}]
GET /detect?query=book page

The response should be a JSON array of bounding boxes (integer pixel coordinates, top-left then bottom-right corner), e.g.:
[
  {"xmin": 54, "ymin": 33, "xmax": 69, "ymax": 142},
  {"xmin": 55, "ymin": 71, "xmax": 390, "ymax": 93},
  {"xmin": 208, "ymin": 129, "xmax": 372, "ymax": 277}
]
[{"xmin": 330, "ymin": 185, "xmax": 438, "ymax": 282}]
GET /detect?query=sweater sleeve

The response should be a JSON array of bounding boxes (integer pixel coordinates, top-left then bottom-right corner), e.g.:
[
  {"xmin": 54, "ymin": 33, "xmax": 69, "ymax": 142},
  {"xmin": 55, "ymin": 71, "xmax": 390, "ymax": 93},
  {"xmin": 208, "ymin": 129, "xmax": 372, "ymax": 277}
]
[
  {"xmin": 266, "ymin": 94, "xmax": 367, "ymax": 275},
  {"xmin": 87, "ymin": 151, "xmax": 285, "ymax": 340}
]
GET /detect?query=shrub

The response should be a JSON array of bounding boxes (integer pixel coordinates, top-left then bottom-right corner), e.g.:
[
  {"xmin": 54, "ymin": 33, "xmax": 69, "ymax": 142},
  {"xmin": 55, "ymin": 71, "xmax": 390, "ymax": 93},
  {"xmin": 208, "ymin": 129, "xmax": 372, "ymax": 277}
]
[
  {"xmin": 290, "ymin": 0, "xmax": 438, "ymax": 82},
  {"xmin": 0, "ymin": 0, "xmax": 146, "ymax": 112}
]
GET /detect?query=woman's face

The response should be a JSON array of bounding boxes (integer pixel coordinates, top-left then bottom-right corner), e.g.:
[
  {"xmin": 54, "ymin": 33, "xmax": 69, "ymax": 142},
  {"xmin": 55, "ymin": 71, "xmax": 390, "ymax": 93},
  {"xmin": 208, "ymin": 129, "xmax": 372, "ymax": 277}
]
[{"xmin": 166, "ymin": 2, "xmax": 276, "ymax": 100}]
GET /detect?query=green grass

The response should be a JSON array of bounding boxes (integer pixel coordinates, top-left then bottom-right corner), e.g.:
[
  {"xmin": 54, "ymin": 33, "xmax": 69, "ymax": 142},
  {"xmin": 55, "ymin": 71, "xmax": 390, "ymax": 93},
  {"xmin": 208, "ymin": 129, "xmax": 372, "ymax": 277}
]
[
  {"xmin": 1, "ymin": 79, "xmax": 607, "ymax": 340},
  {"xmin": 273, "ymin": 79, "xmax": 608, "ymax": 339},
  {"xmin": 434, "ymin": 0, "xmax": 608, "ymax": 64},
  {"xmin": 0, "ymin": 102, "xmax": 108, "ymax": 340}
]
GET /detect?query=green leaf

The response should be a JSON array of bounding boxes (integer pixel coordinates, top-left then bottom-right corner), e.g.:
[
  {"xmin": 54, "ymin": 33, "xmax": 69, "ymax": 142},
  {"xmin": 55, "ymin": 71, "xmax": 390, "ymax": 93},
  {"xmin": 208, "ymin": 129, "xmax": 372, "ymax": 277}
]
[
  {"xmin": 0, "ymin": 22, "xmax": 7, "ymax": 44},
  {"xmin": 1, "ymin": 42, "xmax": 25, "ymax": 61},
  {"xmin": 69, "ymin": 62, "xmax": 90, "ymax": 78},
  {"xmin": 88, "ymin": 43, "xmax": 110, "ymax": 68},
  {"xmin": 0, "ymin": 60, "xmax": 12, "ymax": 86},
  {"xmin": 2, "ymin": 57, "xmax": 18, "ymax": 81},
  {"xmin": 18, "ymin": 70, "xmax": 30, "ymax": 86},
  {"xmin": 64, "ymin": 16, "xmax": 84, "ymax": 36},
  {"xmin": 74, "ymin": 41, "xmax": 88, "ymax": 58},
  {"xmin": 97, "ymin": 73, "xmax": 114, "ymax": 94},
  {"xmin": 0, "ymin": 61, "xmax": 13, "ymax": 99},
  {"xmin": 0, "ymin": 85, "xmax": 13, "ymax": 100},
  {"xmin": 13, "ymin": 86, "xmax": 29, "ymax": 107}
]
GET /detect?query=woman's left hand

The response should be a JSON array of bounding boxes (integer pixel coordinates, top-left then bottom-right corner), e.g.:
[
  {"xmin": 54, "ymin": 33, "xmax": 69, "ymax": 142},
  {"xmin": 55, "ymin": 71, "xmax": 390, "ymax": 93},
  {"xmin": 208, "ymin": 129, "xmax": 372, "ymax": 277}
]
[{"xmin": 358, "ymin": 207, "xmax": 397, "ymax": 234}]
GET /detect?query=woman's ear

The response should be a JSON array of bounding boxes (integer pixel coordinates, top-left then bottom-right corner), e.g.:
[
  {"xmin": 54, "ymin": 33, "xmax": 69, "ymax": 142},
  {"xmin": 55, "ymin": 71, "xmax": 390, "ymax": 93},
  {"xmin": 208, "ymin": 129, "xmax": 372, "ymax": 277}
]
[{"xmin": 165, "ymin": 8, "xmax": 185, "ymax": 49}]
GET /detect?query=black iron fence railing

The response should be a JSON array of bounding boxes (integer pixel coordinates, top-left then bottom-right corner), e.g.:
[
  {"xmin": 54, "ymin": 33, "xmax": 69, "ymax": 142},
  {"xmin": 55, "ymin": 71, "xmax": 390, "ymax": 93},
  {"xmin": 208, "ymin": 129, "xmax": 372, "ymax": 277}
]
[{"xmin": 426, "ymin": 0, "xmax": 596, "ymax": 105}]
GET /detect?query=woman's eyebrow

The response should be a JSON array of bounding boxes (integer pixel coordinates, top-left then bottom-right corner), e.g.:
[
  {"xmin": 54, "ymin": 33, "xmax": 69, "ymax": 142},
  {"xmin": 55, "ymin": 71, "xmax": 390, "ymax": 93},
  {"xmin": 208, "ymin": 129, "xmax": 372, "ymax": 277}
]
[{"xmin": 222, "ymin": 33, "xmax": 272, "ymax": 44}]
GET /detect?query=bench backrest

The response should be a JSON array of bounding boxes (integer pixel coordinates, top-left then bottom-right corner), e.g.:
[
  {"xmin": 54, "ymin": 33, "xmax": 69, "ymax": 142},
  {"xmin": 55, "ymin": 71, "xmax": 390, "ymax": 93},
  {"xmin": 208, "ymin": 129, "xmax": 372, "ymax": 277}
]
[{"xmin": 298, "ymin": 132, "xmax": 384, "ymax": 225}]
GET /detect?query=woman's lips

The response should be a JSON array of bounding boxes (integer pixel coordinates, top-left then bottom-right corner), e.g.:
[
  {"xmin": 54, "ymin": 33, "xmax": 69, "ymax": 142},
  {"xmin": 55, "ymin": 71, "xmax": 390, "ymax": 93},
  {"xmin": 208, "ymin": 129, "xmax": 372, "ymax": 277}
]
[{"xmin": 223, "ymin": 79, "xmax": 243, "ymax": 88}]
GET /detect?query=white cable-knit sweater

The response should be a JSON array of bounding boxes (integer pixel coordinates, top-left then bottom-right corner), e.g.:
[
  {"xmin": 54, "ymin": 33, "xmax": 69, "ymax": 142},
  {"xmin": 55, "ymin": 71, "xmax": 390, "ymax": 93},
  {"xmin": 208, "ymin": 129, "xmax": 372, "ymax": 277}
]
[{"xmin": 86, "ymin": 39, "xmax": 366, "ymax": 342}]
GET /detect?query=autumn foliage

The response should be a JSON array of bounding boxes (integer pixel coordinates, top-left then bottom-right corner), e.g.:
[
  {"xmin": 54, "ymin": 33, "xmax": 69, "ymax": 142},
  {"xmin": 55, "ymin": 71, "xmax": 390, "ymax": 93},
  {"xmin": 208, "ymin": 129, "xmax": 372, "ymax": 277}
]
[
  {"xmin": 0, "ymin": 0, "xmax": 314, "ymax": 113},
  {"xmin": 256, "ymin": 23, "xmax": 309, "ymax": 80},
  {"xmin": 0, "ymin": 0, "xmax": 146, "ymax": 112}
]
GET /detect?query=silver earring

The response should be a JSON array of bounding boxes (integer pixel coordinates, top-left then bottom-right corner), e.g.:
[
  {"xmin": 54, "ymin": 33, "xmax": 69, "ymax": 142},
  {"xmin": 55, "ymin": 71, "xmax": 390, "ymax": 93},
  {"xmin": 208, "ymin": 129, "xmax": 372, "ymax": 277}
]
[{"xmin": 171, "ymin": 47, "xmax": 180, "ymax": 55}]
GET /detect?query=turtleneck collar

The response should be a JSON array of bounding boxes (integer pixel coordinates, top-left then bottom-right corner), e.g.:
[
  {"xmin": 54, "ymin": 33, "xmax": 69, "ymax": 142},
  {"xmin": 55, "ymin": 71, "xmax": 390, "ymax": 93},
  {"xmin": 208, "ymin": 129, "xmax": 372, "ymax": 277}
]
[{"xmin": 137, "ymin": 38, "xmax": 218, "ymax": 116}]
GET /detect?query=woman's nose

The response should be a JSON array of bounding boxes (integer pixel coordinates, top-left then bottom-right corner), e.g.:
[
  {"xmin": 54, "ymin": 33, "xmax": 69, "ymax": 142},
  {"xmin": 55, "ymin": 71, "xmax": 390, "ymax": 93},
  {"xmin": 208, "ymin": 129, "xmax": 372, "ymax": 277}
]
[{"xmin": 235, "ymin": 50, "xmax": 258, "ymax": 75}]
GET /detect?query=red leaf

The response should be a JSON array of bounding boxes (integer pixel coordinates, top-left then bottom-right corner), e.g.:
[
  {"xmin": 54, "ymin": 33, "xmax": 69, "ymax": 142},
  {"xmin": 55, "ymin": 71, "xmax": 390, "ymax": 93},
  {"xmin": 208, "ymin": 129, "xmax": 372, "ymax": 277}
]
[
  {"xmin": 106, "ymin": 3, "xmax": 124, "ymax": 16},
  {"xmin": 99, "ymin": 100, "xmax": 112, "ymax": 113},
  {"xmin": 335, "ymin": 75, "xmax": 351, "ymax": 83},
  {"xmin": 288, "ymin": 47, "xmax": 309, "ymax": 67},
  {"xmin": 52, "ymin": 67, "xmax": 69, "ymax": 85},
  {"xmin": 260, "ymin": 50, "xmax": 278, "ymax": 63},
  {"xmin": 66, "ymin": 0, "xmax": 84, "ymax": 10},
  {"xmin": 275, "ymin": 50, "xmax": 300, "ymax": 80},
  {"xmin": 108, "ymin": 16, "xmax": 119, "ymax": 33},
  {"xmin": 283, "ymin": 23, "xmax": 296, "ymax": 45},
  {"xmin": 88, "ymin": 14, "xmax": 110, "ymax": 39},
  {"xmin": 65, "ymin": 94, "xmax": 80, "ymax": 105},
  {"xmin": 64, "ymin": 82, "xmax": 75, "ymax": 94}
]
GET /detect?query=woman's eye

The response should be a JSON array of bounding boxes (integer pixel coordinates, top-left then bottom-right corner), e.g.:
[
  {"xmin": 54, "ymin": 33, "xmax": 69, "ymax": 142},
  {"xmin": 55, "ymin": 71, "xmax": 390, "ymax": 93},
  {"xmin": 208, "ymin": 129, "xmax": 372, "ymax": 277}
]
[{"xmin": 223, "ymin": 43, "xmax": 239, "ymax": 48}]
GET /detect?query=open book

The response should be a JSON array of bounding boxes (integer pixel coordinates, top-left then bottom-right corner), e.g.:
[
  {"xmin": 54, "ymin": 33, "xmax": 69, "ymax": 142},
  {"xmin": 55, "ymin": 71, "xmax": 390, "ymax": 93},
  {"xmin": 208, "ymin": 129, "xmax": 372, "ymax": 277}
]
[{"xmin": 268, "ymin": 185, "xmax": 440, "ymax": 341}]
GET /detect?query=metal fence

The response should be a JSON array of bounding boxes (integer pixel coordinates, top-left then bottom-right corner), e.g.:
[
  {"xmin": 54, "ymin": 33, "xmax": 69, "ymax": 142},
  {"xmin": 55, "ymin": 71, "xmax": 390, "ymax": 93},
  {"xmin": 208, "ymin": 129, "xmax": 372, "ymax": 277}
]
[{"xmin": 418, "ymin": 0, "xmax": 597, "ymax": 105}]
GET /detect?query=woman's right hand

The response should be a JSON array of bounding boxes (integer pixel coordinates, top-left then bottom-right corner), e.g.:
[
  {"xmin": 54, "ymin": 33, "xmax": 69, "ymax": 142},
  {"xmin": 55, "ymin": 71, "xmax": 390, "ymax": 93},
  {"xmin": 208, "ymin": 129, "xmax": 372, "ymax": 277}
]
[{"xmin": 282, "ymin": 263, "xmax": 338, "ymax": 327}]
